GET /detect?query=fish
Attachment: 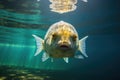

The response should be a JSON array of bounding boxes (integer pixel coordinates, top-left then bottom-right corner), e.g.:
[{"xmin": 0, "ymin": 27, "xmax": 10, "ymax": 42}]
[
  {"xmin": 49, "ymin": 0, "xmax": 88, "ymax": 14},
  {"xmin": 32, "ymin": 21, "xmax": 88, "ymax": 63}
]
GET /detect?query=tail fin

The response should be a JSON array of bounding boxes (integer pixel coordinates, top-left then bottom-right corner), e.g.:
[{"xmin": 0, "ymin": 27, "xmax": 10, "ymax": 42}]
[
  {"xmin": 79, "ymin": 36, "xmax": 88, "ymax": 57},
  {"xmin": 32, "ymin": 34, "xmax": 44, "ymax": 56}
]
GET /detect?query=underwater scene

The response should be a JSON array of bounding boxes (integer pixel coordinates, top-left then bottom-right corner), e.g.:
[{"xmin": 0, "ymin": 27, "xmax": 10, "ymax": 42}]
[{"xmin": 0, "ymin": 0, "xmax": 119, "ymax": 80}]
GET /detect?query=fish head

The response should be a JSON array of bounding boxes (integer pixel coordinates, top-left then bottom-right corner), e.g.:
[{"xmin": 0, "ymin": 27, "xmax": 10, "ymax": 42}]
[
  {"xmin": 50, "ymin": 26, "xmax": 79, "ymax": 51},
  {"xmin": 44, "ymin": 21, "xmax": 79, "ymax": 58}
]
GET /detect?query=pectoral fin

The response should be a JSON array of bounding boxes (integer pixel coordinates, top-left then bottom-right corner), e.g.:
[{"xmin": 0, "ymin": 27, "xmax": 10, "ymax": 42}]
[
  {"xmin": 63, "ymin": 57, "xmax": 69, "ymax": 63},
  {"xmin": 79, "ymin": 36, "xmax": 88, "ymax": 57},
  {"xmin": 32, "ymin": 34, "xmax": 44, "ymax": 56}
]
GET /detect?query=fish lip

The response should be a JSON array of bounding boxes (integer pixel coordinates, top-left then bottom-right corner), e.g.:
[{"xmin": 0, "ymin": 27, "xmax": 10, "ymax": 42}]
[{"xmin": 58, "ymin": 44, "xmax": 71, "ymax": 50}]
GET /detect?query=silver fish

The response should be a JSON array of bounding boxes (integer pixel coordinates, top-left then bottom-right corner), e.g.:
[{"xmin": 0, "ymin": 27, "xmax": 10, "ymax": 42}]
[{"xmin": 32, "ymin": 21, "xmax": 88, "ymax": 63}]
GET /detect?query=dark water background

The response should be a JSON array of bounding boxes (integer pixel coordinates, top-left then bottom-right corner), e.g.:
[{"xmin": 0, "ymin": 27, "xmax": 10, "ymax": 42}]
[{"xmin": 0, "ymin": 0, "xmax": 120, "ymax": 80}]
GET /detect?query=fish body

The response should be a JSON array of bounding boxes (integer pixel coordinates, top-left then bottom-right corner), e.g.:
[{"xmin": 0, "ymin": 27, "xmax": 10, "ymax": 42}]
[{"xmin": 32, "ymin": 21, "xmax": 88, "ymax": 63}]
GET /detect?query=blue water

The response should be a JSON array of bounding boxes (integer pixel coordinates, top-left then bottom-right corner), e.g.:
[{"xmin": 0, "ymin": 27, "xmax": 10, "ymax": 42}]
[{"xmin": 0, "ymin": 0, "xmax": 119, "ymax": 80}]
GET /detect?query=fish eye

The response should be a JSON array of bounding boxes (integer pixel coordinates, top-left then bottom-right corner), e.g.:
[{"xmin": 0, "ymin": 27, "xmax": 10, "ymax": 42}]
[
  {"xmin": 52, "ymin": 34, "xmax": 57, "ymax": 38},
  {"xmin": 52, "ymin": 33, "xmax": 58, "ymax": 40},
  {"xmin": 71, "ymin": 34, "xmax": 77, "ymax": 41}
]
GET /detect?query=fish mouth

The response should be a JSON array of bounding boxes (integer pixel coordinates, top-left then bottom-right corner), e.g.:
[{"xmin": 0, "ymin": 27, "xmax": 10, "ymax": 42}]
[{"xmin": 59, "ymin": 44, "xmax": 70, "ymax": 50}]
